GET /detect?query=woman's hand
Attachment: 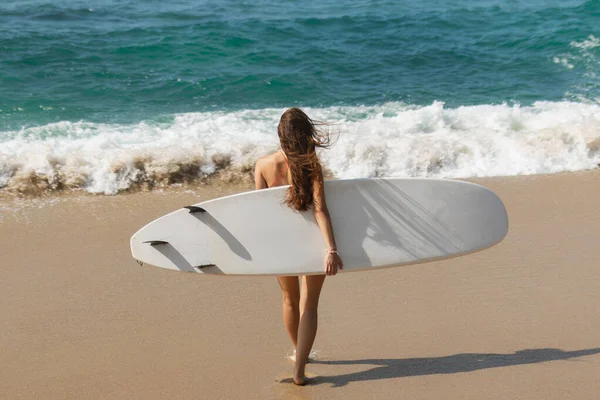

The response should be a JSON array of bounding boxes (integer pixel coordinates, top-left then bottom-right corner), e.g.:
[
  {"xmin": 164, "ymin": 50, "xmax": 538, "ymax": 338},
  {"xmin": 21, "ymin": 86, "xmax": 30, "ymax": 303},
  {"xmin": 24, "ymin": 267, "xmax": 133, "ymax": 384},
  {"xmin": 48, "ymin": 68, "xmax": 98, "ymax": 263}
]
[{"xmin": 324, "ymin": 252, "xmax": 344, "ymax": 276}]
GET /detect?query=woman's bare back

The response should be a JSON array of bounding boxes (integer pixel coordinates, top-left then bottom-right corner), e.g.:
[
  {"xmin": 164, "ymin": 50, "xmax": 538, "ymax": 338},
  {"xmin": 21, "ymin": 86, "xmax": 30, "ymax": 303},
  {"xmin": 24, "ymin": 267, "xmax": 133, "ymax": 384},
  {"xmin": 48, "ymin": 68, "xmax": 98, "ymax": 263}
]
[{"xmin": 255, "ymin": 151, "xmax": 290, "ymax": 189}]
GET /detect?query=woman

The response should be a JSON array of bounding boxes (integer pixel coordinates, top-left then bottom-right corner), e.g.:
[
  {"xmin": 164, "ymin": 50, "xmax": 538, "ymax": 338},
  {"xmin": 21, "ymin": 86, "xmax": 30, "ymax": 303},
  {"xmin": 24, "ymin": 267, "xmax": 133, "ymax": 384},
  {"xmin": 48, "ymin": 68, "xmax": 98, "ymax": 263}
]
[{"xmin": 254, "ymin": 108, "xmax": 344, "ymax": 386}]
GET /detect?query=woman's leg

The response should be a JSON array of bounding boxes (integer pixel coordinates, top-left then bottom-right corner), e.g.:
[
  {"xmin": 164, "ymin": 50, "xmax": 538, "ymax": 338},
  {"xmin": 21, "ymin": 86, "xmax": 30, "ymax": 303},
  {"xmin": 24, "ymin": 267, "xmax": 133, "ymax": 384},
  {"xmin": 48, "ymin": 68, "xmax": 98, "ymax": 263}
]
[
  {"xmin": 293, "ymin": 274, "xmax": 326, "ymax": 385},
  {"xmin": 277, "ymin": 276, "xmax": 301, "ymax": 350}
]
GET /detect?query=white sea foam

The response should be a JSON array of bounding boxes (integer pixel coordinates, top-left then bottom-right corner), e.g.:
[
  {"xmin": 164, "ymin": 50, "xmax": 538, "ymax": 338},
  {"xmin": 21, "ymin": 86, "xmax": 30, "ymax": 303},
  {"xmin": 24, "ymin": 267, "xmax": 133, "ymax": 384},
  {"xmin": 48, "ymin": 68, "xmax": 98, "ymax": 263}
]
[
  {"xmin": 0, "ymin": 101, "xmax": 599, "ymax": 195},
  {"xmin": 557, "ymin": 35, "xmax": 600, "ymax": 103},
  {"xmin": 570, "ymin": 35, "xmax": 600, "ymax": 50},
  {"xmin": 552, "ymin": 56, "xmax": 574, "ymax": 69}
]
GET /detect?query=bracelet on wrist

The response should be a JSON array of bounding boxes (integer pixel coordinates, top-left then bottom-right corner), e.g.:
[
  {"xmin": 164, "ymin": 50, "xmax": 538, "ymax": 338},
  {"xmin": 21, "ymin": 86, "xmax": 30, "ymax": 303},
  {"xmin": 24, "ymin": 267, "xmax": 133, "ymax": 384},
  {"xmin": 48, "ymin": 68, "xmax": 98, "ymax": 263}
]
[{"xmin": 326, "ymin": 248, "xmax": 338, "ymax": 254}]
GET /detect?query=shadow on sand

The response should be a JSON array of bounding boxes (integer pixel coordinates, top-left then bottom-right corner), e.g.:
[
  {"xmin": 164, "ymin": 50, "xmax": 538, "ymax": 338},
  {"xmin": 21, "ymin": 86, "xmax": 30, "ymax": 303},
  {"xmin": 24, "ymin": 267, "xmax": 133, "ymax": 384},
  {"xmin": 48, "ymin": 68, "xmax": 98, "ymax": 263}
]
[{"xmin": 281, "ymin": 348, "xmax": 600, "ymax": 387}]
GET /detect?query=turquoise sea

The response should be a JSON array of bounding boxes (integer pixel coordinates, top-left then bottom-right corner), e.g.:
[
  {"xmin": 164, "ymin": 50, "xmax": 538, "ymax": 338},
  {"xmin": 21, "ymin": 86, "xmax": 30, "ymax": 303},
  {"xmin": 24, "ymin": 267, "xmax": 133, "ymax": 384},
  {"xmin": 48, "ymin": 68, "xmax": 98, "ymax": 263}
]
[{"xmin": 1, "ymin": 0, "xmax": 599, "ymax": 194}]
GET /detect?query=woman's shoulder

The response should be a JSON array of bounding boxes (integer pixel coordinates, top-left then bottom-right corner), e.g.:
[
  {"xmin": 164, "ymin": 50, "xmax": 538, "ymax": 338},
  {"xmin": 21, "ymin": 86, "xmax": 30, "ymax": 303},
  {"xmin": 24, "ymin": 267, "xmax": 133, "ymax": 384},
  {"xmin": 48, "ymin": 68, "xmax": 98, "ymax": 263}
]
[{"xmin": 256, "ymin": 151, "xmax": 280, "ymax": 167}]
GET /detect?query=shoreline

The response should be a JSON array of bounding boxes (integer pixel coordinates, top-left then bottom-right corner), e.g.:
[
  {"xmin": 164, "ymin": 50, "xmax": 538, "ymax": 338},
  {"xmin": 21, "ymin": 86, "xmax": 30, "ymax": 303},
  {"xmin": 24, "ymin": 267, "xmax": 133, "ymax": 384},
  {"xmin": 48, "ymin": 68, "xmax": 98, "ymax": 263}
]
[{"xmin": 1, "ymin": 166, "xmax": 598, "ymax": 201}]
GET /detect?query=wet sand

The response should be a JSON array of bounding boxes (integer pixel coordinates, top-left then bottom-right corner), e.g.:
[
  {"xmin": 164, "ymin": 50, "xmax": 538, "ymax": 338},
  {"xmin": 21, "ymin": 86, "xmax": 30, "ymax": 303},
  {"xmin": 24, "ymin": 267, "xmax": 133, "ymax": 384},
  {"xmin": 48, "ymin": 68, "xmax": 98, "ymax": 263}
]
[{"xmin": 1, "ymin": 172, "xmax": 599, "ymax": 399}]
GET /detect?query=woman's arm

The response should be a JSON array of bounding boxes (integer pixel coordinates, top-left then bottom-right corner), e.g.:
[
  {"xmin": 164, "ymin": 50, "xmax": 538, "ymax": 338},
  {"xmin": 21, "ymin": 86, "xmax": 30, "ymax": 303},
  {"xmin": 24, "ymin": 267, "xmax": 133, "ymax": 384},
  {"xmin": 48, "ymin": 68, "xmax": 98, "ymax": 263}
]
[
  {"xmin": 254, "ymin": 160, "xmax": 268, "ymax": 190},
  {"xmin": 312, "ymin": 168, "xmax": 344, "ymax": 275}
]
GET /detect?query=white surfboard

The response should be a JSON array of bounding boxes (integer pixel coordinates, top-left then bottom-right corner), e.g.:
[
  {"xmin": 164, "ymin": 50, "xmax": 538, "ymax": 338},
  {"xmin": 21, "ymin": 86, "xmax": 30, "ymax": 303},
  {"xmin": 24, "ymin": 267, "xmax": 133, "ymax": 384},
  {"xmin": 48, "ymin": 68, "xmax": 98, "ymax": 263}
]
[{"xmin": 130, "ymin": 178, "xmax": 508, "ymax": 275}]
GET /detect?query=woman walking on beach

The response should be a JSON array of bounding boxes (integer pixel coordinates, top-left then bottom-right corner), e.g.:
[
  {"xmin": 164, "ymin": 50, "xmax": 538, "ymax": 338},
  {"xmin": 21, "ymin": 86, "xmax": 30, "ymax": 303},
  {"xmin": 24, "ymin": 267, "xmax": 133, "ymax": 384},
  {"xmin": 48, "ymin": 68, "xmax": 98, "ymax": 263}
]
[{"xmin": 254, "ymin": 108, "xmax": 344, "ymax": 385}]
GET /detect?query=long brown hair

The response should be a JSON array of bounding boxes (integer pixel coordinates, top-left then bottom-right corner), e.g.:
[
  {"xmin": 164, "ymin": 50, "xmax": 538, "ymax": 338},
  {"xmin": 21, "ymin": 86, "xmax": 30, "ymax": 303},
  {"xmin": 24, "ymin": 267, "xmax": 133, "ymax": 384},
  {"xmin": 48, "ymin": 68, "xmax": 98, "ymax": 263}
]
[{"xmin": 278, "ymin": 108, "xmax": 332, "ymax": 211}]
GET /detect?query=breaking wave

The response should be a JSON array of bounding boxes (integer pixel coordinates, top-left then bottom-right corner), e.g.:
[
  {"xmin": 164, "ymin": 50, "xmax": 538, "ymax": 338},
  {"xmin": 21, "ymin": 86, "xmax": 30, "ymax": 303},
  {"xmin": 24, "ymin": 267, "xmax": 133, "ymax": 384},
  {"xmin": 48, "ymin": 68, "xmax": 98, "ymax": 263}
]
[{"xmin": 1, "ymin": 101, "xmax": 599, "ymax": 196}]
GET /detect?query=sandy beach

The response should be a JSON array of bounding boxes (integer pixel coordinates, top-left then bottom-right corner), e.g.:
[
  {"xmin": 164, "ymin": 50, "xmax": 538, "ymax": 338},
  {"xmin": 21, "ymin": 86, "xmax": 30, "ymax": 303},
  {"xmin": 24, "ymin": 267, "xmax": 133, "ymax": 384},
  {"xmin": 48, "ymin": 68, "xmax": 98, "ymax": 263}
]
[{"xmin": 1, "ymin": 171, "xmax": 599, "ymax": 399}]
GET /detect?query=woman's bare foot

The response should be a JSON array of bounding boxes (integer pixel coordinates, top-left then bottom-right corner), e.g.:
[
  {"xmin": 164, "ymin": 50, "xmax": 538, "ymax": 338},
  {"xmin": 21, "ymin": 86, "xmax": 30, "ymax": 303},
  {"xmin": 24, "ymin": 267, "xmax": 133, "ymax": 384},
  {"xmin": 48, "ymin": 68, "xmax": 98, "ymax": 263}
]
[
  {"xmin": 292, "ymin": 369, "xmax": 307, "ymax": 386},
  {"xmin": 292, "ymin": 376, "xmax": 308, "ymax": 386},
  {"xmin": 293, "ymin": 363, "xmax": 307, "ymax": 386}
]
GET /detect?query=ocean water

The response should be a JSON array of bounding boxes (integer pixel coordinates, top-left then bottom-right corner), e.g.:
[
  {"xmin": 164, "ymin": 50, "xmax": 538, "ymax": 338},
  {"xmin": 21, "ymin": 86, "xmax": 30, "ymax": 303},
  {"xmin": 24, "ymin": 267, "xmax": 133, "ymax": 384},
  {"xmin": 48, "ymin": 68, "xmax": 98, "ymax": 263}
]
[{"xmin": 0, "ymin": 0, "xmax": 599, "ymax": 195}]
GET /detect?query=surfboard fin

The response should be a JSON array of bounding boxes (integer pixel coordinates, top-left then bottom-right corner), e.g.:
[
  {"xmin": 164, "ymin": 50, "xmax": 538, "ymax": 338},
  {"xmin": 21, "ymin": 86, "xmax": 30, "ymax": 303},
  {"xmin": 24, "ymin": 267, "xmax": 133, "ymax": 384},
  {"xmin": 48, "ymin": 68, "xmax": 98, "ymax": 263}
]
[
  {"xmin": 143, "ymin": 240, "xmax": 169, "ymax": 246},
  {"xmin": 194, "ymin": 264, "xmax": 217, "ymax": 270},
  {"xmin": 184, "ymin": 206, "xmax": 206, "ymax": 214}
]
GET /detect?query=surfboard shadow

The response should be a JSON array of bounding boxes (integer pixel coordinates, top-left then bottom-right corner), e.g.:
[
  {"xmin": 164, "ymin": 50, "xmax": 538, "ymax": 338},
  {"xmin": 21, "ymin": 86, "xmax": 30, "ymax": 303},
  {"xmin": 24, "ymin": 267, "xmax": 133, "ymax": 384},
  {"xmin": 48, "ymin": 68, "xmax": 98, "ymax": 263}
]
[
  {"xmin": 189, "ymin": 212, "xmax": 253, "ymax": 261},
  {"xmin": 306, "ymin": 347, "xmax": 600, "ymax": 387},
  {"xmin": 360, "ymin": 179, "xmax": 465, "ymax": 257},
  {"xmin": 151, "ymin": 242, "xmax": 224, "ymax": 274}
]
